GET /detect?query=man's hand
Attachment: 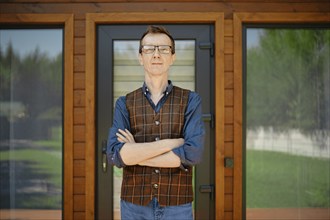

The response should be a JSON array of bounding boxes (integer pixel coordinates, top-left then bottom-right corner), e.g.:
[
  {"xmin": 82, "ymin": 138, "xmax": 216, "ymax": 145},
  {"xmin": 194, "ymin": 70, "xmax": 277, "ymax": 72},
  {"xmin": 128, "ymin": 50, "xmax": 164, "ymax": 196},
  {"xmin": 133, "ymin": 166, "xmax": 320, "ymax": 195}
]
[{"xmin": 116, "ymin": 129, "xmax": 135, "ymax": 143}]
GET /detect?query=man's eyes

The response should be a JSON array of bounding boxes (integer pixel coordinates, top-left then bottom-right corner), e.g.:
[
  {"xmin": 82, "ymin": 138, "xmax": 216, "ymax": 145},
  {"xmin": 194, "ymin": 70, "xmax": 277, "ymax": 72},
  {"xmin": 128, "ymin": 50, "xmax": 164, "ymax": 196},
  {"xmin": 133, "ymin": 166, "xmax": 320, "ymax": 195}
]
[{"xmin": 143, "ymin": 45, "xmax": 171, "ymax": 53}]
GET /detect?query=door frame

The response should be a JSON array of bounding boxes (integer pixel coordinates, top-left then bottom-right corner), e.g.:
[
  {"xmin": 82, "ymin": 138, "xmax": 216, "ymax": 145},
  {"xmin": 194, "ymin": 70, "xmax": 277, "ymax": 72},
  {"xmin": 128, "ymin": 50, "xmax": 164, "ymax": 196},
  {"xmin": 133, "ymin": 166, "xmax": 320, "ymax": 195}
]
[
  {"xmin": 85, "ymin": 12, "xmax": 225, "ymax": 220},
  {"xmin": 233, "ymin": 12, "xmax": 330, "ymax": 220}
]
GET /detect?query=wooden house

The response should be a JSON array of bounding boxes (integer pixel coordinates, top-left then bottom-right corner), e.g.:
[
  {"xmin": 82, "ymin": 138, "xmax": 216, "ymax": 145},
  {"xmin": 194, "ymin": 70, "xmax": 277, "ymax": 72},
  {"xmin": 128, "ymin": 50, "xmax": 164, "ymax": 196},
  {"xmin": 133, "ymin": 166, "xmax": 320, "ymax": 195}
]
[{"xmin": 0, "ymin": 1, "xmax": 329, "ymax": 219}]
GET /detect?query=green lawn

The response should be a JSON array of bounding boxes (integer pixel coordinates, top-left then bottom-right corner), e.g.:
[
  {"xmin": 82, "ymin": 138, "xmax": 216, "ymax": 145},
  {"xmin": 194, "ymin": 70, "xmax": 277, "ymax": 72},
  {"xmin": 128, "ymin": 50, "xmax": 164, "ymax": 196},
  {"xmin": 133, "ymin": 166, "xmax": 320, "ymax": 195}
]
[
  {"xmin": 246, "ymin": 149, "xmax": 330, "ymax": 208},
  {"xmin": 0, "ymin": 141, "xmax": 62, "ymax": 209}
]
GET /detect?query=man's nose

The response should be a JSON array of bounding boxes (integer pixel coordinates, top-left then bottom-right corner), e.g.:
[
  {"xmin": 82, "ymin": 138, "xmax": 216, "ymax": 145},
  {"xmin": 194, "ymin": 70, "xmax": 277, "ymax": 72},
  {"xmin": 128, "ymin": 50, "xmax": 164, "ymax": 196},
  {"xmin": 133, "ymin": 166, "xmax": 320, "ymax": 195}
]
[{"xmin": 153, "ymin": 47, "xmax": 161, "ymax": 57}]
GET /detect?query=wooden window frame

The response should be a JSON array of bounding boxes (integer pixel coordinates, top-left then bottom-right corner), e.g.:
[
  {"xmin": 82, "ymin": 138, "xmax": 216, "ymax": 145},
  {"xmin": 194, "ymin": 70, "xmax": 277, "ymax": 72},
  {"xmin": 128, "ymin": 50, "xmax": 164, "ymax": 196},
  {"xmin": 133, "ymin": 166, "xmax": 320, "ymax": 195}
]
[
  {"xmin": 0, "ymin": 13, "xmax": 74, "ymax": 220},
  {"xmin": 233, "ymin": 12, "xmax": 330, "ymax": 220},
  {"xmin": 85, "ymin": 12, "xmax": 225, "ymax": 220}
]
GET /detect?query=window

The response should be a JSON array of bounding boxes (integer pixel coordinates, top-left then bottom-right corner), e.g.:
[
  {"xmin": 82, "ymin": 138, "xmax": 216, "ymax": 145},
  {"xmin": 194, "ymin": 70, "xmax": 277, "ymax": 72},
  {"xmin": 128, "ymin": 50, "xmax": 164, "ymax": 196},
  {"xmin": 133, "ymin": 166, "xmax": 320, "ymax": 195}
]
[
  {"xmin": 0, "ymin": 28, "xmax": 63, "ymax": 220},
  {"xmin": 245, "ymin": 26, "xmax": 330, "ymax": 219}
]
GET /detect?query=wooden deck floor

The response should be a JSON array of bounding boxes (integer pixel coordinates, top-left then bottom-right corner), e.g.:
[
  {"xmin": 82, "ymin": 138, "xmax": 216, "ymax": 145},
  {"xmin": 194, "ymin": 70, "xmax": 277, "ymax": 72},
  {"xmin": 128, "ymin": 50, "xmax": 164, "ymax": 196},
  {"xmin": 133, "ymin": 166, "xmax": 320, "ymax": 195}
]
[
  {"xmin": 0, "ymin": 210, "xmax": 61, "ymax": 220},
  {"xmin": 247, "ymin": 208, "xmax": 330, "ymax": 220},
  {"xmin": 1, "ymin": 208, "xmax": 329, "ymax": 219}
]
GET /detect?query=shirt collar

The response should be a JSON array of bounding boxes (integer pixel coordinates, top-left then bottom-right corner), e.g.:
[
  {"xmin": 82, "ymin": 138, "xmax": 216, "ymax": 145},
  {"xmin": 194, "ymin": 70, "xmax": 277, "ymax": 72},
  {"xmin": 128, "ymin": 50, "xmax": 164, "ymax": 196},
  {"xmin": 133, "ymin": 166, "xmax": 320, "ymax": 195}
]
[{"xmin": 142, "ymin": 80, "xmax": 173, "ymax": 97}]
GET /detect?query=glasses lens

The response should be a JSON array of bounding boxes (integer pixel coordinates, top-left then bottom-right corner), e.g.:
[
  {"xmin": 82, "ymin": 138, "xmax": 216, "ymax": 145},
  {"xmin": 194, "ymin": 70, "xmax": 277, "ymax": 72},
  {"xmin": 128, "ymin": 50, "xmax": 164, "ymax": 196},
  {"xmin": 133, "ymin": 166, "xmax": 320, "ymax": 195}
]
[
  {"xmin": 142, "ymin": 45, "xmax": 155, "ymax": 54},
  {"xmin": 158, "ymin": 46, "xmax": 171, "ymax": 54}
]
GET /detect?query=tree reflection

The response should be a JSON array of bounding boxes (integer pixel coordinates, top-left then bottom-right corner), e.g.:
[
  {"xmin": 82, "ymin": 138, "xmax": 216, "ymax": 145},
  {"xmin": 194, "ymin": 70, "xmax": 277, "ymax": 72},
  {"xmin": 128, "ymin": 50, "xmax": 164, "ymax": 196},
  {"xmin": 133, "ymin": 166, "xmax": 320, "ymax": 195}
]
[{"xmin": 0, "ymin": 42, "xmax": 62, "ymax": 209}]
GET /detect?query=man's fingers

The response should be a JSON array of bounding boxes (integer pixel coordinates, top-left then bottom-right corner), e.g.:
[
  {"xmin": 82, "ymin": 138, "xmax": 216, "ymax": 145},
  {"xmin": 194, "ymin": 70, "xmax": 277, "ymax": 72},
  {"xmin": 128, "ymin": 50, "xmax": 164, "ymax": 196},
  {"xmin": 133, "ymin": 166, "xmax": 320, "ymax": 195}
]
[
  {"xmin": 116, "ymin": 129, "xmax": 135, "ymax": 143},
  {"xmin": 124, "ymin": 129, "xmax": 135, "ymax": 142},
  {"xmin": 116, "ymin": 132, "xmax": 127, "ymax": 142},
  {"xmin": 117, "ymin": 137, "xmax": 125, "ymax": 143}
]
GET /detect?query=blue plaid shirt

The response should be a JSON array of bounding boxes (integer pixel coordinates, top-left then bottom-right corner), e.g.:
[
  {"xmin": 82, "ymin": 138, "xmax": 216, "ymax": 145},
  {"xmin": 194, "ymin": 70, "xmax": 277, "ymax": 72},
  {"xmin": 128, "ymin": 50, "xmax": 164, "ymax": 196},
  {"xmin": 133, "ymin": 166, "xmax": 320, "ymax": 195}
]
[{"xmin": 107, "ymin": 81, "xmax": 205, "ymax": 168}]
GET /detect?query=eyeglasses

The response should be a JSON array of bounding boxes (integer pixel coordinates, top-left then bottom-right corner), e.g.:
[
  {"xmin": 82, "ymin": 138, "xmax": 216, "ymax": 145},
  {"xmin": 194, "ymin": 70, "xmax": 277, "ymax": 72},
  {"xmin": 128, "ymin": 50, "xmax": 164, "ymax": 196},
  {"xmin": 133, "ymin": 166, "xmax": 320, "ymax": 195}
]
[{"xmin": 140, "ymin": 45, "xmax": 172, "ymax": 54}]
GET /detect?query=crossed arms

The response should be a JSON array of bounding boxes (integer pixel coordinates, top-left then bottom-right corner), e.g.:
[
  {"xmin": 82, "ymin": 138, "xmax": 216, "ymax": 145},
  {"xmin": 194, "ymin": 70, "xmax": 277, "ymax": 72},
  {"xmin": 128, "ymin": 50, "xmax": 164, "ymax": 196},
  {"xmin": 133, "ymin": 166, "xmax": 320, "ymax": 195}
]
[{"xmin": 117, "ymin": 129, "xmax": 183, "ymax": 167}]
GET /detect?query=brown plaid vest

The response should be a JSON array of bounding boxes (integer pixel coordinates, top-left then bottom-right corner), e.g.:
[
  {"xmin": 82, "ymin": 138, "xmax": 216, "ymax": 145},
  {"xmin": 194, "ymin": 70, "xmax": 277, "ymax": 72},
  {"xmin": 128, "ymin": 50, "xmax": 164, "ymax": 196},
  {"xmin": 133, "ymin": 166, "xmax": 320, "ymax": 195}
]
[{"xmin": 122, "ymin": 86, "xmax": 193, "ymax": 206}]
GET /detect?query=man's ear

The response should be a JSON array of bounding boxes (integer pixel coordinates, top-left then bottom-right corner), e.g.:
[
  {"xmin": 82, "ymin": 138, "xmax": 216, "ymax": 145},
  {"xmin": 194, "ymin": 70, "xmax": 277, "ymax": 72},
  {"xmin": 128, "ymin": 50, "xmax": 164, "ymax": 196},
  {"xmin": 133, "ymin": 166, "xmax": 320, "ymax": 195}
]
[
  {"xmin": 138, "ymin": 53, "xmax": 143, "ymax": 65},
  {"xmin": 170, "ymin": 53, "xmax": 176, "ymax": 65}
]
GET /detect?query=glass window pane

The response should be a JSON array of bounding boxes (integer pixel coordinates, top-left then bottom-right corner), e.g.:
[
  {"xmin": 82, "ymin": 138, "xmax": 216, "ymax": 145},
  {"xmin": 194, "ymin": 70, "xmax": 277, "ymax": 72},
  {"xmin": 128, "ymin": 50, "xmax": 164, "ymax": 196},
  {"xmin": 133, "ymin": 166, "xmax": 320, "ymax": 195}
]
[
  {"xmin": 112, "ymin": 40, "xmax": 195, "ymax": 219},
  {"xmin": 245, "ymin": 27, "xmax": 330, "ymax": 219},
  {"xmin": 0, "ymin": 29, "xmax": 63, "ymax": 220}
]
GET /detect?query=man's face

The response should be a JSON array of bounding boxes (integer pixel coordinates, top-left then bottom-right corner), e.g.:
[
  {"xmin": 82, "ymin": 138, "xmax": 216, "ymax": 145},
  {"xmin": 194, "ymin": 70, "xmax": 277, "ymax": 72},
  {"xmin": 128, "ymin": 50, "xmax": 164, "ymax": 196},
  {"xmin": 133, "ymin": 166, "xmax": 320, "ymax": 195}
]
[{"xmin": 139, "ymin": 33, "xmax": 176, "ymax": 77}]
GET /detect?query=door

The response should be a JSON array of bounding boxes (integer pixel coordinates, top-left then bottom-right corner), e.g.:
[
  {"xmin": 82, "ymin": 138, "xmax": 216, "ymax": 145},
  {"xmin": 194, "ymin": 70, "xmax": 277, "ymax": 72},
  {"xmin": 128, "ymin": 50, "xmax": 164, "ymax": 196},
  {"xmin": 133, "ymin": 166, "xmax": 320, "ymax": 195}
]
[{"xmin": 96, "ymin": 24, "xmax": 215, "ymax": 220}]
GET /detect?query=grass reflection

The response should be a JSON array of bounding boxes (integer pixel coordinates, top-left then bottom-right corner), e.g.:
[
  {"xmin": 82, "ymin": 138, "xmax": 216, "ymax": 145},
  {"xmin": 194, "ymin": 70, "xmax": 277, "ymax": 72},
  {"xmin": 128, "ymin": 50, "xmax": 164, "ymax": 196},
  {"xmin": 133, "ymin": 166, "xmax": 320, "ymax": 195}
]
[
  {"xmin": 0, "ymin": 140, "xmax": 62, "ymax": 209},
  {"xmin": 246, "ymin": 150, "xmax": 330, "ymax": 208}
]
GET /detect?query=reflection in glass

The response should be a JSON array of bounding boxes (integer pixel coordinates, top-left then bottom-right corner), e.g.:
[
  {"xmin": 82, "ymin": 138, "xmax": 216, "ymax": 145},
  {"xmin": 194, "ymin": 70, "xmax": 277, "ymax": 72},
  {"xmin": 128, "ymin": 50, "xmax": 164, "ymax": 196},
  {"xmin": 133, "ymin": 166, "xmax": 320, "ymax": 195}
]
[
  {"xmin": 113, "ymin": 40, "xmax": 195, "ymax": 219},
  {"xmin": 0, "ymin": 29, "xmax": 63, "ymax": 220},
  {"xmin": 246, "ymin": 28, "xmax": 330, "ymax": 219}
]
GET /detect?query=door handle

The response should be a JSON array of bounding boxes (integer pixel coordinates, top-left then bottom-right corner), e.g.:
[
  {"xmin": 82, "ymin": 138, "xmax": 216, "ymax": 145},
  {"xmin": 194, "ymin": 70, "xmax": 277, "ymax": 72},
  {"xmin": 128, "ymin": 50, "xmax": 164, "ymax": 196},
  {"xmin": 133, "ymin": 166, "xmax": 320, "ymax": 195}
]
[
  {"xmin": 199, "ymin": 184, "xmax": 214, "ymax": 200},
  {"xmin": 102, "ymin": 140, "xmax": 107, "ymax": 172},
  {"xmin": 202, "ymin": 113, "xmax": 214, "ymax": 128}
]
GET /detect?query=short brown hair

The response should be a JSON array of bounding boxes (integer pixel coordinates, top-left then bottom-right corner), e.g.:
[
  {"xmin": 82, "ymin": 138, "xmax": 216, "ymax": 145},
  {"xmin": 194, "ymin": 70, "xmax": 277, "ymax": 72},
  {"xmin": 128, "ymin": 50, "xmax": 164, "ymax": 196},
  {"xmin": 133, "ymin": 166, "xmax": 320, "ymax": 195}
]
[{"xmin": 139, "ymin": 25, "xmax": 175, "ymax": 54}]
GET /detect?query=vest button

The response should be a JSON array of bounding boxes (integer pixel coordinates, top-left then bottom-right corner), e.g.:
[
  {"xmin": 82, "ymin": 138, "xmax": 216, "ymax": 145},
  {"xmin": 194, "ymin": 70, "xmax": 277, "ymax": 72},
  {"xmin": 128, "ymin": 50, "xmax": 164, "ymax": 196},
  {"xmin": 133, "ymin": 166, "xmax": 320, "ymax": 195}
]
[
  {"xmin": 155, "ymin": 137, "xmax": 160, "ymax": 141},
  {"xmin": 153, "ymin": 183, "xmax": 159, "ymax": 189},
  {"xmin": 155, "ymin": 120, "xmax": 160, "ymax": 125}
]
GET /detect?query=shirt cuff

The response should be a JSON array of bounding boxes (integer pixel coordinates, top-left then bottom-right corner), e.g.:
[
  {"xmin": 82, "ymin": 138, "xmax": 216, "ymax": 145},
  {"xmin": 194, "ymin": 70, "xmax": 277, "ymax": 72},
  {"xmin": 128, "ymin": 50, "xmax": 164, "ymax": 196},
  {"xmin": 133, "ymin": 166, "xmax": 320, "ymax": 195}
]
[
  {"xmin": 172, "ymin": 147, "xmax": 190, "ymax": 172},
  {"xmin": 107, "ymin": 142, "xmax": 126, "ymax": 168}
]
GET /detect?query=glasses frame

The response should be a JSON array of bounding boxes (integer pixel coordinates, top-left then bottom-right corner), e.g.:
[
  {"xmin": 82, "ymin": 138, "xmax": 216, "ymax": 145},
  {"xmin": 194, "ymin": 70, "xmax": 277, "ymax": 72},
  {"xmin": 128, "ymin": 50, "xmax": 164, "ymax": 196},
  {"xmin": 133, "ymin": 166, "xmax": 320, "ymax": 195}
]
[{"xmin": 140, "ymin": 45, "xmax": 173, "ymax": 54}]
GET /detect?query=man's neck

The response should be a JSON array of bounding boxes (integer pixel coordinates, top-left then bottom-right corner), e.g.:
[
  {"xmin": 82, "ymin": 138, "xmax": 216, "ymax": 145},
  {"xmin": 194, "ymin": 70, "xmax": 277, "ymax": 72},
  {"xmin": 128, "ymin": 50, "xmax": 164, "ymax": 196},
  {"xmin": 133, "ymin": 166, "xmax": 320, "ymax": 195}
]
[
  {"xmin": 145, "ymin": 77, "xmax": 168, "ymax": 97},
  {"xmin": 145, "ymin": 76, "xmax": 168, "ymax": 105}
]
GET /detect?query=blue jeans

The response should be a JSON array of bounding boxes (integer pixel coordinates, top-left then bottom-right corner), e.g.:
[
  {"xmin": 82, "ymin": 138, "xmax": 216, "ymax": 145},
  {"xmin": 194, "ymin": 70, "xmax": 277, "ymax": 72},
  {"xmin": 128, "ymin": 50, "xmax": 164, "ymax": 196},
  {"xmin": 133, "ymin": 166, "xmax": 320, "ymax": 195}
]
[{"xmin": 120, "ymin": 198, "xmax": 193, "ymax": 220}]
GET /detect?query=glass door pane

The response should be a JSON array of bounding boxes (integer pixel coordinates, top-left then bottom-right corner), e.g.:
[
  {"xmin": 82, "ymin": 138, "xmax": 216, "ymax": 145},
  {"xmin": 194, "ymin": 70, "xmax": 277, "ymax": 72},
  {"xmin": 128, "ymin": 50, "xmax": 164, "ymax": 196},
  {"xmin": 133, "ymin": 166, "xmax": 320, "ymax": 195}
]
[
  {"xmin": 245, "ymin": 27, "xmax": 330, "ymax": 220},
  {"xmin": 0, "ymin": 29, "xmax": 63, "ymax": 220},
  {"xmin": 113, "ymin": 40, "xmax": 195, "ymax": 219}
]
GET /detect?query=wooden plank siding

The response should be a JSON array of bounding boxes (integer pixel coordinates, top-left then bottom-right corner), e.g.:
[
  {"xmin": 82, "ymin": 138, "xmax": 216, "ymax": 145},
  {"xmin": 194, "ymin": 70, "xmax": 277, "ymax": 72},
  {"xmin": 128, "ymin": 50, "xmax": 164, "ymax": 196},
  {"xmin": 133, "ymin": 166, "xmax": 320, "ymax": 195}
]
[{"xmin": 1, "ymin": 1, "xmax": 329, "ymax": 220}]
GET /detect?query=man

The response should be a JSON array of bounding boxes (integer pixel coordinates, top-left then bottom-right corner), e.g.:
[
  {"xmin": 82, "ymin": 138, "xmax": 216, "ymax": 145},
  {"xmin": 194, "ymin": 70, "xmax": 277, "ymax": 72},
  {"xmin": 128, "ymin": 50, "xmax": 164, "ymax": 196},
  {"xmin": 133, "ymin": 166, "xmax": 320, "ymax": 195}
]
[{"xmin": 107, "ymin": 25, "xmax": 205, "ymax": 220}]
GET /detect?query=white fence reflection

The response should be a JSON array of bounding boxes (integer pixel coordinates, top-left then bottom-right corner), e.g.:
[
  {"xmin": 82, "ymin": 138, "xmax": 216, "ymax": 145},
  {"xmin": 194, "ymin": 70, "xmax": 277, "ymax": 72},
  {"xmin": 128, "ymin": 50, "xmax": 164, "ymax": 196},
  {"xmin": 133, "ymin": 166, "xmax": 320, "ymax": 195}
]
[{"xmin": 247, "ymin": 128, "xmax": 330, "ymax": 158}]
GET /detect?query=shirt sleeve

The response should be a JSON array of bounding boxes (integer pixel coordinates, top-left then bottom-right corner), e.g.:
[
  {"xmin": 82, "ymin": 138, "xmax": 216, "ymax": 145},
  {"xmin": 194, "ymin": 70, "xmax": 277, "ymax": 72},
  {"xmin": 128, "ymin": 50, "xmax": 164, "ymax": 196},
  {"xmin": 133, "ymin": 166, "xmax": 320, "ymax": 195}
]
[
  {"xmin": 172, "ymin": 92, "xmax": 205, "ymax": 167},
  {"xmin": 106, "ymin": 96, "xmax": 130, "ymax": 168}
]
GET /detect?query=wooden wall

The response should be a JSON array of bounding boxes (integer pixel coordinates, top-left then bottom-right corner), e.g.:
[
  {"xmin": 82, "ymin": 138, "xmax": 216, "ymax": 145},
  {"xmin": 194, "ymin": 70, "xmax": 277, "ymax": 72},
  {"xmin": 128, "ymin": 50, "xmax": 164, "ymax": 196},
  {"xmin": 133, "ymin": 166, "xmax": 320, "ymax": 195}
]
[{"xmin": 1, "ymin": 1, "xmax": 329, "ymax": 220}]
